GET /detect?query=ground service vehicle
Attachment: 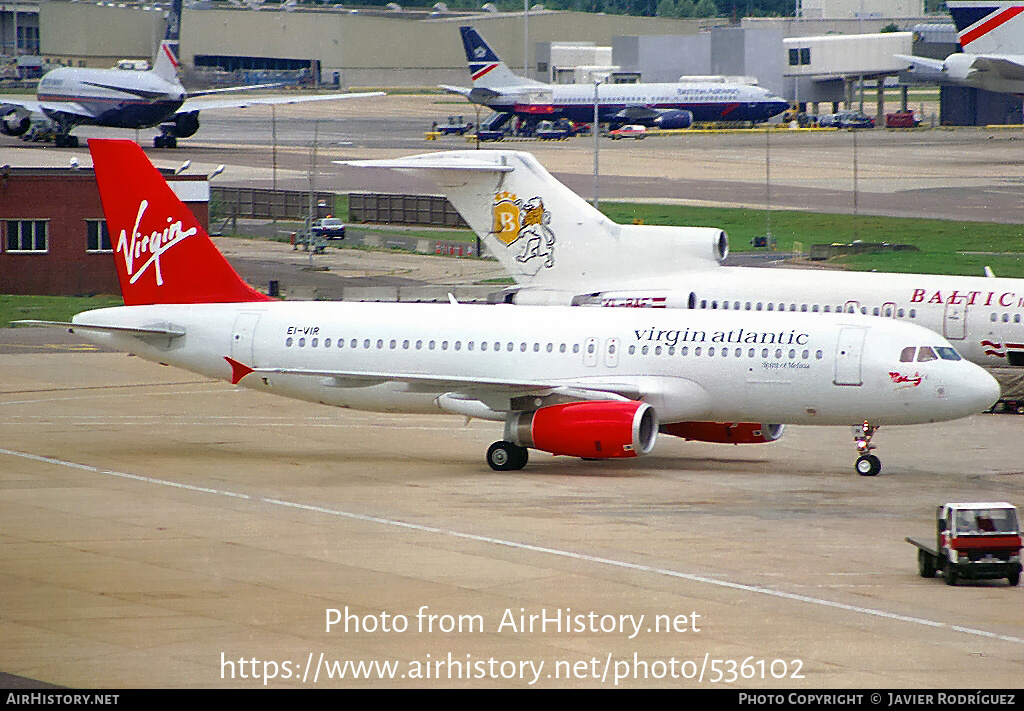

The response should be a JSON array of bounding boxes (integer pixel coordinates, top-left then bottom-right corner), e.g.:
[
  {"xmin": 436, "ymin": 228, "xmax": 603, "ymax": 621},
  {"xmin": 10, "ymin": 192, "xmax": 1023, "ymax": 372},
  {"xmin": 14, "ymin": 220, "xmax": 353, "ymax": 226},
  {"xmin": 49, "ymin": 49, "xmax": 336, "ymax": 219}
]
[
  {"xmin": 310, "ymin": 217, "xmax": 346, "ymax": 240},
  {"xmin": 535, "ymin": 119, "xmax": 573, "ymax": 140},
  {"xmin": 885, "ymin": 111, "xmax": 919, "ymax": 128},
  {"xmin": 608, "ymin": 124, "xmax": 647, "ymax": 140},
  {"xmin": 907, "ymin": 503, "xmax": 1021, "ymax": 586},
  {"xmin": 434, "ymin": 116, "xmax": 473, "ymax": 136},
  {"xmin": 819, "ymin": 110, "xmax": 875, "ymax": 129}
]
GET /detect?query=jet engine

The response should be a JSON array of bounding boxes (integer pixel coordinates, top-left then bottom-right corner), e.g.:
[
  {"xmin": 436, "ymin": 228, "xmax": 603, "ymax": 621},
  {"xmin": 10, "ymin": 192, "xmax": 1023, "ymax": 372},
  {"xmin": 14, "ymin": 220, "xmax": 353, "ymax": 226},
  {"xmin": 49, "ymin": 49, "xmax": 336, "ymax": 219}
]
[
  {"xmin": 0, "ymin": 106, "xmax": 30, "ymax": 137},
  {"xmin": 661, "ymin": 422, "xmax": 784, "ymax": 444},
  {"xmin": 505, "ymin": 401, "xmax": 657, "ymax": 459},
  {"xmin": 651, "ymin": 109, "xmax": 693, "ymax": 130},
  {"xmin": 171, "ymin": 111, "xmax": 200, "ymax": 138}
]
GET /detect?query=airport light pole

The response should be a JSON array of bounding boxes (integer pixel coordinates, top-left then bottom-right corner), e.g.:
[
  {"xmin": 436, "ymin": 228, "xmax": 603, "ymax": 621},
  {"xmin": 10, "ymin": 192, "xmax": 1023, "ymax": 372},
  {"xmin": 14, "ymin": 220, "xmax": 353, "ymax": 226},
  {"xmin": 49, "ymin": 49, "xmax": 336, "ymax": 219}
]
[
  {"xmin": 524, "ymin": 0, "xmax": 529, "ymax": 77},
  {"xmin": 592, "ymin": 74, "xmax": 604, "ymax": 209}
]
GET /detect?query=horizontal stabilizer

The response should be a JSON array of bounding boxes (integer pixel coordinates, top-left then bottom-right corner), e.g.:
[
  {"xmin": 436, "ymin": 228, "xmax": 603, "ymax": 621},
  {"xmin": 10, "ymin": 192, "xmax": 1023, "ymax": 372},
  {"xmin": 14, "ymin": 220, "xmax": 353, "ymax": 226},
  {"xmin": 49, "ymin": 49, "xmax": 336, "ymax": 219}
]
[
  {"xmin": 341, "ymin": 152, "xmax": 513, "ymax": 173},
  {"xmin": 13, "ymin": 319, "xmax": 186, "ymax": 338}
]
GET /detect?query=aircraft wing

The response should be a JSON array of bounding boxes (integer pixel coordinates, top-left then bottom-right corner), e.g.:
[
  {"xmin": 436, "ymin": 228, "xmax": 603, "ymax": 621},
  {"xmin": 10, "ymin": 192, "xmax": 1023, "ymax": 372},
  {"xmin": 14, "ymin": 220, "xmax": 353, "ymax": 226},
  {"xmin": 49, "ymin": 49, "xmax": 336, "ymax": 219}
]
[
  {"xmin": 0, "ymin": 96, "xmax": 94, "ymax": 118},
  {"xmin": 970, "ymin": 55, "xmax": 1024, "ymax": 81},
  {"xmin": 0, "ymin": 96, "xmax": 44, "ymax": 114},
  {"xmin": 238, "ymin": 358, "xmax": 635, "ymax": 396},
  {"xmin": 178, "ymin": 90, "xmax": 384, "ymax": 113}
]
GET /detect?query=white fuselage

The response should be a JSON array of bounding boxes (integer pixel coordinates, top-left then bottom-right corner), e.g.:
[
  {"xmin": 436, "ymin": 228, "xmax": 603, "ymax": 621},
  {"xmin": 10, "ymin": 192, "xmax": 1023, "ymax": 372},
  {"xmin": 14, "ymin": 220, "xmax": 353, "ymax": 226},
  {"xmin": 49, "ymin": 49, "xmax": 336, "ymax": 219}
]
[
  {"xmin": 589, "ymin": 266, "xmax": 1024, "ymax": 370},
  {"xmin": 484, "ymin": 81, "xmax": 789, "ymax": 124},
  {"xmin": 37, "ymin": 67, "xmax": 185, "ymax": 129},
  {"xmin": 72, "ymin": 301, "xmax": 999, "ymax": 428}
]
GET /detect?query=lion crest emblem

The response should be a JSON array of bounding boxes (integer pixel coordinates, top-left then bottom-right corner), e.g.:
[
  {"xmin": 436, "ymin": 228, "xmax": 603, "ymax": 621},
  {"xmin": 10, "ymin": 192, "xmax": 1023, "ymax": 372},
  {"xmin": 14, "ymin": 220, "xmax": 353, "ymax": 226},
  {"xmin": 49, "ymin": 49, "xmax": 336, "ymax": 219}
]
[{"xmin": 491, "ymin": 191, "xmax": 556, "ymax": 275}]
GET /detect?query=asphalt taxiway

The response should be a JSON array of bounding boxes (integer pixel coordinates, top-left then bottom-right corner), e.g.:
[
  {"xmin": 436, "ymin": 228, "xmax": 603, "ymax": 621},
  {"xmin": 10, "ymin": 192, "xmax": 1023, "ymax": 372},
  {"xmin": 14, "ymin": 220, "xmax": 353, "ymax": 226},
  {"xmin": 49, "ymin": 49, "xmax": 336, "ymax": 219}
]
[
  {"xmin": 4, "ymin": 94, "xmax": 1024, "ymax": 223},
  {"xmin": 2, "ymin": 94, "xmax": 1023, "ymax": 689},
  {"xmin": 1, "ymin": 330, "xmax": 1022, "ymax": 688}
]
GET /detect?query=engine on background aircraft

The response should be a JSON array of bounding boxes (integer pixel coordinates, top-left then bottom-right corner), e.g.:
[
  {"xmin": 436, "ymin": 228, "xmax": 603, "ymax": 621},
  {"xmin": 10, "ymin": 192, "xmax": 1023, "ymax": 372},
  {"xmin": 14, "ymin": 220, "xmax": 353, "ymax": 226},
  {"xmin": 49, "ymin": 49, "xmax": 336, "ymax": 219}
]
[{"xmin": 1, "ymin": 107, "xmax": 30, "ymax": 136}]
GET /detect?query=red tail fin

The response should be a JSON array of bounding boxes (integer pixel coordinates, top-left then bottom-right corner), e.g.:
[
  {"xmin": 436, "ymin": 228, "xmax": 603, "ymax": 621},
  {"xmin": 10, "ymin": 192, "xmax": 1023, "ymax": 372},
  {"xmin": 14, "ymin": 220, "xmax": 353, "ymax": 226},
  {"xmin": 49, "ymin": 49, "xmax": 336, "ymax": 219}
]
[{"xmin": 89, "ymin": 139, "xmax": 271, "ymax": 306}]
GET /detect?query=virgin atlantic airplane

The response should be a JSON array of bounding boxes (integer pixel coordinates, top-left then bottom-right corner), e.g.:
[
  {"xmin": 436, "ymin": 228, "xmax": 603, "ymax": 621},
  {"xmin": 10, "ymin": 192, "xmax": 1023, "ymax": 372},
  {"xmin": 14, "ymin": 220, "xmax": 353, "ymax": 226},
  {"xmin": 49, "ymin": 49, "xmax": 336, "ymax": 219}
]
[{"xmin": 19, "ymin": 140, "xmax": 999, "ymax": 476}]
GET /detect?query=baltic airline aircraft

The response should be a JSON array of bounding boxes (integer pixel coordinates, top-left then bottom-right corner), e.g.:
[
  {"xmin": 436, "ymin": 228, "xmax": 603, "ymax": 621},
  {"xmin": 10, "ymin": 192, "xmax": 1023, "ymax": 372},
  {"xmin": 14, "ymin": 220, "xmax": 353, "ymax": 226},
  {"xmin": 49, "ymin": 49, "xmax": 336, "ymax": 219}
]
[
  {"xmin": 345, "ymin": 150, "xmax": 1024, "ymax": 372},
  {"xmin": 0, "ymin": 0, "xmax": 381, "ymax": 148},
  {"xmin": 440, "ymin": 26, "xmax": 789, "ymax": 130},
  {"xmin": 18, "ymin": 139, "xmax": 999, "ymax": 477},
  {"xmin": 897, "ymin": 1, "xmax": 1024, "ymax": 95}
]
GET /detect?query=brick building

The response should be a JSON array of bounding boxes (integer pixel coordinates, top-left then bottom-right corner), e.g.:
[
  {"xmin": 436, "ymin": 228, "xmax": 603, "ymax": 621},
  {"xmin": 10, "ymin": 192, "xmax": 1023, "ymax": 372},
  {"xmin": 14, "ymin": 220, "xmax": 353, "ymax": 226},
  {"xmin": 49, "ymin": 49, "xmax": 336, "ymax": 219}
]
[{"xmin": 0, "ymin": 166, "xmax": 209, "ymax": 296}]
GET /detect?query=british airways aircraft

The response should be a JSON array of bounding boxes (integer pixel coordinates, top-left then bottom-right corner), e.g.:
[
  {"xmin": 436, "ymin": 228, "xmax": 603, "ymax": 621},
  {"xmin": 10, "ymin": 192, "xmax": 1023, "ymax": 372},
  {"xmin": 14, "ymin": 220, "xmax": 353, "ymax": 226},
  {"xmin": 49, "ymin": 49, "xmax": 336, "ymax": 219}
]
[
  {"xmin": 897, "ymin": 1, "xmax": 1024, "ymax": 95},
  {"xmin": 440, "ymin": 26, "xmax": 789, "ymax": 130},
  {"xmin": 345, "ymin": 150, "xmax": 1024, "ymax": 377},
  {"xmin": 0, "ymin": 0, "xmax": 381, "ymax": 148},
  {"xmin": 17, "ymin": 139, "xmax": 999, "ymax": 477}
]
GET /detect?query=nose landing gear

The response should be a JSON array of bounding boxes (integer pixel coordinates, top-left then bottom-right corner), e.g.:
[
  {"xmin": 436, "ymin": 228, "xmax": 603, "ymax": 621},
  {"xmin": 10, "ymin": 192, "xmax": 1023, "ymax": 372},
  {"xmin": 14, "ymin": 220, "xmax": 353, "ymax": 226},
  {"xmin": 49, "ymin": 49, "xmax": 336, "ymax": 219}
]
[{"xmin": 853, "ymin": 422, "xmax": 881, "ymax": 476}]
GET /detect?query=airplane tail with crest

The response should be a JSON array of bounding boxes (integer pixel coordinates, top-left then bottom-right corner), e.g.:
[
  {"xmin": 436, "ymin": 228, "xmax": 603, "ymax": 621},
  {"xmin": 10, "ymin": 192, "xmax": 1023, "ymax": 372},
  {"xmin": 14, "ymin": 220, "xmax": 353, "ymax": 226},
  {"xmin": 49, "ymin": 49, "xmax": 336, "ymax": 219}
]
[
  {"xmin": 343, "ymin": 150, "xmax": 727, "ymax": 301},
  {"xmin": 947, "ymin": 1, "xmax": 1024, "ymax": 54},
  {"xmin": 89, "ymin": 138, "xmax": 271, "ymax": 306}
]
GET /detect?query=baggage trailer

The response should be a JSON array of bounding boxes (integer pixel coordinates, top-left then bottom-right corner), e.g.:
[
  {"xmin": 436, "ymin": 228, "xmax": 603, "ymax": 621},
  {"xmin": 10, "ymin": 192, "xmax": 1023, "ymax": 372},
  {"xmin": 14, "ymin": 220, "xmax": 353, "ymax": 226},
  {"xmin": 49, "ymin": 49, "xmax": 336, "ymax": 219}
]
[{"xmin": 906, "ymin": 503, "xmax": 1021, "ymax": 586}]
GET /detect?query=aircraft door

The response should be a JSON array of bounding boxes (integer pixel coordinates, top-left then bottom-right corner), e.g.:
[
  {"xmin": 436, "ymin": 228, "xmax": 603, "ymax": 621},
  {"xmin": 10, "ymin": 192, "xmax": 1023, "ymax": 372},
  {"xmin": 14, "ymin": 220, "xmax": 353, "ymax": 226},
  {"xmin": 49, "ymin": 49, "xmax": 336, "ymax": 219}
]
[
  {"xmin": 584, "ymin": 337, "xmax": 599, "ymax": 367},
  {"xmin": 844, "ymin": 300, "xmax": 860, "ymax": 314},
  {"xmin": 833, "ymin": 327, "xmax": 866, "ymax": 386},
  {"xmin": 604, "ymin": 337, "xmax": 619, "ymax": 368},
  {"xmin": 231, "ymin": 313, "xmax": 262, "ymax": 365},
  {"xmin": 943, "ymin": 300, "xmax": 968, "ymax": 340},
  {"xmin": 881, "ymin": 301, "xmax": 897, "ymax": 318}
]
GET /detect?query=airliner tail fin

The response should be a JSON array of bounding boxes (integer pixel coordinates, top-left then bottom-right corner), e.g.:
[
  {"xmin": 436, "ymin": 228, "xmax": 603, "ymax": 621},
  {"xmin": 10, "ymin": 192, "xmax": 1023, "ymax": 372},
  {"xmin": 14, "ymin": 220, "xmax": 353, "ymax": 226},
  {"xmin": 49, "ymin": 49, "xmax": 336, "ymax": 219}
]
[
  {"xmin": 89, "ymin": 139, "xmax": 271, "ymax": 306},
  {"xmin": 343, "ymin": 150, "xmax": 727, "ymax": 291}
]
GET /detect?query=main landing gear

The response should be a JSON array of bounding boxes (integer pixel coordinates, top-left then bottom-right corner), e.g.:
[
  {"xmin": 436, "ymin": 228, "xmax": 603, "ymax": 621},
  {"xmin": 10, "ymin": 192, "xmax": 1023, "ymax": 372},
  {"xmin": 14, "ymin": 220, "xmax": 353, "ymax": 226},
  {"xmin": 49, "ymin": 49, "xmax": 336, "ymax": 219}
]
[
  {"xmin": 853, "ymin": 421, "xmax": 881, "ymax": 476},
  {"xmin": 54, "ymin": 133, "xmax": 79, "ymax": 148},
  {"xmin": 486, "ymin": 441, "xmax": 529, "ymax": 472}
]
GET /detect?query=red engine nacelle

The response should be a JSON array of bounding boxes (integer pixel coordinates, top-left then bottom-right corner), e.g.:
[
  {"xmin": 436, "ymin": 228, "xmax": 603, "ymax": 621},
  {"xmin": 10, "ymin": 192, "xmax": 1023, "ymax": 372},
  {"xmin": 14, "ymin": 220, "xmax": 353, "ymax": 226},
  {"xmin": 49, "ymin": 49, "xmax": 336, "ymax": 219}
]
[
  {"xmin": 661, "ymin": 422, "xmax": 784, "ymax": 444},
  {"xmin": 506, "ymin": 401, "xmax": 657, "ymax": 459}
]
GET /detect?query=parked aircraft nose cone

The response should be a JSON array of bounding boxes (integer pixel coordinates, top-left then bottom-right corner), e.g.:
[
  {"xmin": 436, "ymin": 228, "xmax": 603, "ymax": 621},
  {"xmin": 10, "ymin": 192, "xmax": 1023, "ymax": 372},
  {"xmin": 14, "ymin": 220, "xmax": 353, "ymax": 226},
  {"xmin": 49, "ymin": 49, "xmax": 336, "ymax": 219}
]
[{"xmin": 958, "ymin": 364, "xmax": 1002, "ymax": 417}]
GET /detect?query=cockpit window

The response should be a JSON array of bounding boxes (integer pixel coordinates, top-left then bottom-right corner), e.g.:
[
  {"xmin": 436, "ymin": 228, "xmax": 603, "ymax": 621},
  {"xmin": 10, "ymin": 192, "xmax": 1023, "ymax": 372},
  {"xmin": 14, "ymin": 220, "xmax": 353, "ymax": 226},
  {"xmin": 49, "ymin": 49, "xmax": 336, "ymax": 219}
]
[
  {"xmin": 900, "ymin": 347, "xmax": 916, "ymax": 362},
  {"xmin": 936, "ymin": 347, "xmax": 962, "ymax": 361},
  {"xmin": 916, "ymin": 347, "xmax": 938, "ymax": 362}
]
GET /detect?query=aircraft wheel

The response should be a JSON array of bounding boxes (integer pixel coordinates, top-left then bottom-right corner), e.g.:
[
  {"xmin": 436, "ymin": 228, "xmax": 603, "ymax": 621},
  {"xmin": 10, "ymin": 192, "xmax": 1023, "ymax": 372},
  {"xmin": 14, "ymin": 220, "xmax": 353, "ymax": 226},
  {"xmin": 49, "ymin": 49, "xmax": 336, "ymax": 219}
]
[
  {"xmin": 487, "ymin": 441, "xmax": 528, "ymax": 472},
  {"xmin": 855, "ymin": 454, "xmax": 881, "ymax": 477},
  {"xmin": 917, "ymin": 550, "xmax": 935, "ymax": 578}
]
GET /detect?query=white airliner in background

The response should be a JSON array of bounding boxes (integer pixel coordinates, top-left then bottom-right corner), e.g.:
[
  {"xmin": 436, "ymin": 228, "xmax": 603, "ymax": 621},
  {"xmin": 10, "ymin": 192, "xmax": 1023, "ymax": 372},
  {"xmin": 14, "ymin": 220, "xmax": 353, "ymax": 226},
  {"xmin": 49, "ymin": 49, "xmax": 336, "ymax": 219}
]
[
  {"xmin": 18, "ymin": 139, "xmax": 999, "ymax": 477},
  {"xmin": 0, "ymin": 0, "xmax": 381, "ymax": 148},
  {"xmin": 897, "ymin": 1, "xmax": 1024, "ymax": 95},
  {"xmin": 440, "ymin": 26, "xmax": 789, "ymax": 132},
  {"xmin": 346, "ymin": 150, "xmax": 1024, "ymax": 374}
]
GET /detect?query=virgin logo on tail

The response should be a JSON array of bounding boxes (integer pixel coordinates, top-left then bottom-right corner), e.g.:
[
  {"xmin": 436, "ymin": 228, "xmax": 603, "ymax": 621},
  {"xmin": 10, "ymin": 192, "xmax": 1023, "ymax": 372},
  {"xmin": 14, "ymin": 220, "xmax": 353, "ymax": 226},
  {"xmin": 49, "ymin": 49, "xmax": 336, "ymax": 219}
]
[{"xmin": 117, "ymin": 199, "xmax": 197, "ymax": 286}]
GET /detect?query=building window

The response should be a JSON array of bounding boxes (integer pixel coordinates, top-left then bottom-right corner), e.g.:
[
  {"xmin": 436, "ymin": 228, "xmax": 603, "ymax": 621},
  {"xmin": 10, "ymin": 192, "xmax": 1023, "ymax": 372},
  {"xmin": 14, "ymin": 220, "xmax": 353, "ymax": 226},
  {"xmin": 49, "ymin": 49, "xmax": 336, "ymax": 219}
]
[
  {"xmin": 86, "ymin": 220, "xmax": 112, "ymax": 253},
  {"xmin": 5, "ymin": 220, "xmax": 48, "ymax": 252},
  {"xmin": 800, "ymin": 47, "xmax": 811, "ymax": 65},
  {"xmin": 788, "ymin": 48, "xmax": 799, "ymax": 66}
]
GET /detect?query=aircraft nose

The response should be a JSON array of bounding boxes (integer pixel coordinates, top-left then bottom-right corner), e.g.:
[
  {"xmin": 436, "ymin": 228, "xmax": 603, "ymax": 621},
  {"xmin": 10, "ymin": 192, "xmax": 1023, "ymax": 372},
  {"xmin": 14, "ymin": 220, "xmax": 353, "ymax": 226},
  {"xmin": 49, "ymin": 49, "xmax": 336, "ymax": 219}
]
[{"xmin": 957, "ymin": 364, "xmax": 1001, "ymax": 415}]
